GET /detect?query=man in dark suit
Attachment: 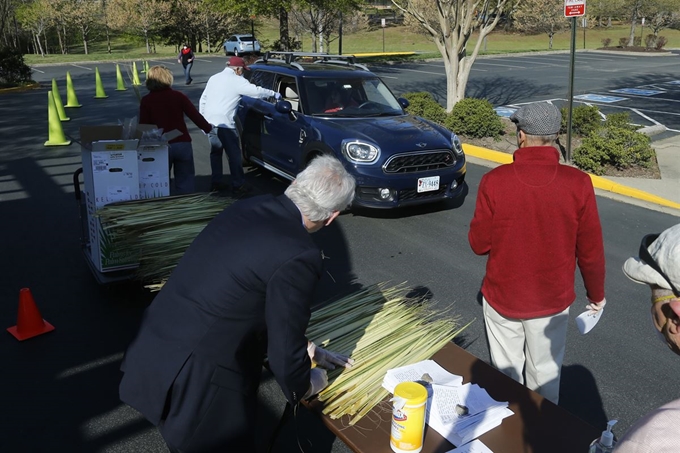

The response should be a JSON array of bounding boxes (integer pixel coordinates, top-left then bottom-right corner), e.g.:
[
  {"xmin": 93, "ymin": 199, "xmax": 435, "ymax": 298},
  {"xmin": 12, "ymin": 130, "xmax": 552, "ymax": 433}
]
[{"xmin": 119, "ymin": 154, "xmax": 356, "ymax": 452}]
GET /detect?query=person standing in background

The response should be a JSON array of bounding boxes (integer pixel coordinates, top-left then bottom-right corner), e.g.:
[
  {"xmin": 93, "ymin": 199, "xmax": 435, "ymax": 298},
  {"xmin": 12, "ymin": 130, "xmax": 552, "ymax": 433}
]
[
  {"xmin": 139, "ymin": 65, "xmax": 212, "ymax": 194},
  {"xmin": 199, "ymin": 56, "xmax": 280, "ymax": 195},
  {"xmin": 468, "ymin": 102, "xmax": 606, "ymax": 404},
  {"xmin": 178, "ymin": 44, "xmax": 194, "ymax": 85}
]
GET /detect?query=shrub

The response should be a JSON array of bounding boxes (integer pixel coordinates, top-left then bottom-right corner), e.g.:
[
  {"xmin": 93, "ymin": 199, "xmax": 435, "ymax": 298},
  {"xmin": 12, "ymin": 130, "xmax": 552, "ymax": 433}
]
[
  {"xmin": 619, "ymin": 37, "xmax": 628, "ymax": 47},
  {"xmin": 656, "ymin": 36, "xmax": 668, "ymax": 50},
  {"xmin": 573, "ymin": 127, "xmax": 655, "ymax": 175},
  {"xmin": 444, "ymin": 98, "xmax": 503, "ymax": 138},
  {"xmin": 560, "ymin": 105, "xmax": 601, "ymax": 136},
  {"xmin": 601, "ymin": 38, "xmax": 612, "ymax": 48},
  {"xmin": 0, "ymin": 48, "xmax": 33, "ymax": 88},
  {"xmin": 645, "ymin": 34, "xmax": 657, "ymax": 49},
  {"xmin": 604, "ymin": 112, "xmax": 637, "ymax": 131},
  {"xmin": 633, "ymin": 36, "xmax": 642, "ymax": 47},
  {"xmin": 401, "ymin": 92, "xmax": 447, "ymax": 125}
]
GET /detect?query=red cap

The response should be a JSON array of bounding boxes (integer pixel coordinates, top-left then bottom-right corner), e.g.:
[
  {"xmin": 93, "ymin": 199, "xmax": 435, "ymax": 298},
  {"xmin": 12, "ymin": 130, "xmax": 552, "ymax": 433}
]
[{"xmin": 228, "ymin": 56, "xmax": 248, "ymax": 69}]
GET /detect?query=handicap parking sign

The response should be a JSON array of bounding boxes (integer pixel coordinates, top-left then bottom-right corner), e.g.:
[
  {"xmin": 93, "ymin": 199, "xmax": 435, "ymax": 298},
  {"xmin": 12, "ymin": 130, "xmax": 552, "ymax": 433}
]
[
  {"xmin": 494, "ymin": 107, "xmax": 517, "ymax": 118},
  {"xmin": 574, "ymin": 94, "xmax": 627, "ymax": 103},
  {"xmin": 610, "ymin": 88, "xmax": 664, "ymax": 96}
]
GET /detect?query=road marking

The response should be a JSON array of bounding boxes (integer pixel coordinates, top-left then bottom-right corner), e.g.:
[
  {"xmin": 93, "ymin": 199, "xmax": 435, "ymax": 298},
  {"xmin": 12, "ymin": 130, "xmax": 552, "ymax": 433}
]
[
  {"xmin": 380, "ymin": 75, "xmax": 399, "ymax": 79},
  {"xmin": 31, "ymin": 68, "xmax": 45, "ymax": 73},
  {"xmin": 395, "ymin": 67, "xmax": 449, "ymax": 76},
  {"xmin": 195, "ymin": 58, "xmax": 212, "ymax": 62},
  {"xmin": 575, "ymin": 94, "xmax": 627, "ymax": 103},
  {"xmin": 631, "ymin": 108, "xmax": 662, "ymax": 126},
  {"xmin": 473, "ymin": 61, "xmax": 526, "ymax": 69},
  {"xmin": 70, "ymin": 64, "xmax": 92, "ymax": 70},
  {"xmin": 611, "ymin": 88, "xmax": 665, "ymax": 96},
  {"xmin": 497, "ymin": 58, "xmax": 563, "ymax": 67}
]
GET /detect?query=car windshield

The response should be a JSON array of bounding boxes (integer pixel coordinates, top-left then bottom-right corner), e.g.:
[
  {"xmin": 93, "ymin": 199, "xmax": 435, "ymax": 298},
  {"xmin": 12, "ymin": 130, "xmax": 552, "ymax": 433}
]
[
  {"xmin": 304, "ymin": 77, "xmax": 404, "ymax": 117},
  {"xmin": 240, "ymin": 36, "xmax": 255, "ymax": 42}
]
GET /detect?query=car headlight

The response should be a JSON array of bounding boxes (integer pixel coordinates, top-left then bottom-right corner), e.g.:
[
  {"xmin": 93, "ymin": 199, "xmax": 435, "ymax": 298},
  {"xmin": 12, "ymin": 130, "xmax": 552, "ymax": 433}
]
[
  {"xmin": 342, "ymin": 140, "xmax": 381, "ymax": 164},
  {"xmin": 451, "ymin": 133, "xmax": 464, "ymax": 157}
]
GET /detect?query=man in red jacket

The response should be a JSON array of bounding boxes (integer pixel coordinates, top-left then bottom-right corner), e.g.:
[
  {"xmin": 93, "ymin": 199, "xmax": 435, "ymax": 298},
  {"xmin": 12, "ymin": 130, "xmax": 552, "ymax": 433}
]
[{"xmin": 468, "ymin": 102, "xmax": 606, "ymax": 404}]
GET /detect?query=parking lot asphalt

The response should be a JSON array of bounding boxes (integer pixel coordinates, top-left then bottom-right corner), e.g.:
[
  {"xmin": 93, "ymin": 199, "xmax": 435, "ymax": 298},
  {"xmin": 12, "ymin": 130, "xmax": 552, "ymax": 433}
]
[{"xmin": 3, "ymin": 50, "xmax": 678, "ymax": 452}]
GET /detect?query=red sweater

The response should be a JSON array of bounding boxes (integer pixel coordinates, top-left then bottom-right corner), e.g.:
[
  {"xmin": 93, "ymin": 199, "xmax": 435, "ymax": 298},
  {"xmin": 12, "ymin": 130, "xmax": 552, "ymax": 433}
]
[
  {"xmin": 468, "ymin": 146, "xmax": 606, "ymax": 319},
  {"xmin": 139, "ymin": 88, "xmax": 211, "ymax": 143}
]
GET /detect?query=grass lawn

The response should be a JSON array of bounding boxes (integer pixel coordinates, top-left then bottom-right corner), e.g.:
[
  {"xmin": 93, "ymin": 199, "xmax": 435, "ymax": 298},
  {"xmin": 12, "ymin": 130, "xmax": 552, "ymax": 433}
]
[{"xmin": 24, "ymin": 20, "xmax": 680, "ymax": 66}]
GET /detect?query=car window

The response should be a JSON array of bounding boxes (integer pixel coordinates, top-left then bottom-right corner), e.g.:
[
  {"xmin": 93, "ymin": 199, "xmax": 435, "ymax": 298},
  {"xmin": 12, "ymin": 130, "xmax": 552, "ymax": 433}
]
[
  {"xmin": 229, "ymin": 36, "xmax": 237, "ymax": 42},
  {"xmin": 241, "ymin": 36, "xmax": 255, "ymax": 42},
  {"xmin": 248, "ymin": 70, "xmax": 276, "ymax": 90},
  {"xmin": 304, "ymin": 77, "xmax": 403, "ymax": 117},
  {"xmin": 276, "ymin": 77, "xmax": 301, "ymax": 112}
]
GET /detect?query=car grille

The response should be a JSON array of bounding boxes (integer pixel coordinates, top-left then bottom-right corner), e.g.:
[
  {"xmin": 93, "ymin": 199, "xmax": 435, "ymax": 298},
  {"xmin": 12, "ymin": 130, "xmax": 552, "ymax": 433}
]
[
  {"xmin": 399, "ymin": 186, "xmax": 448, "ymax": 202},
  {"xmin": 383, "ymin": 150, "xmax": 455, "ymax": 174}
]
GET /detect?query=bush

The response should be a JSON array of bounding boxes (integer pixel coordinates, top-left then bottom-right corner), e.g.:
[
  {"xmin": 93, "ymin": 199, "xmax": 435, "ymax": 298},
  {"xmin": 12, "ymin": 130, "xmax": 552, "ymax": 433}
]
[
  {"xmin": 444, "ymin": 98, "xmax": 503, "ymax": 138},
  {"xmin": 0, "ymin": 48, "xmax": 33, "ymax": 88},
  {"xmin": 633, "ymin": 36, "xmax": 642, "ymax": 47},
  {"xmin": 601, "ymin": 38, "xmax": 612, "ymax": 48},
  {"xmin": 604, "ymin": 112, "xmax": 637, "ymax": 131},
  {"xmin": 619, "ymin": 37, "xmax": 628, "ymax": 47},
  {"xmin": 560, "ymin": 105, "xmax": 601, "ymax": 136},
  {"xmin": 401, "ymin": 92, "xmax": 447, "ymax": 125},
  {"xmin": 645, "ymin": 34, "xmax": 657, "ymax": 49},
  {"xmin": 656, "ymin": 36, "xmax": 668, "ymax": 50},
  {"xmin": 573, "ymin": 127, "xmax": 655, "ymax": 175}
]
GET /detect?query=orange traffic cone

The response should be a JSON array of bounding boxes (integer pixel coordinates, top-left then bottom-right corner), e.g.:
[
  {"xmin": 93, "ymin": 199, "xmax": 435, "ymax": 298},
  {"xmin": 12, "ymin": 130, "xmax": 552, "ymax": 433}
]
[{"xmin": 7, "ymin": 288, "xmax": 55, "ymax": 341}]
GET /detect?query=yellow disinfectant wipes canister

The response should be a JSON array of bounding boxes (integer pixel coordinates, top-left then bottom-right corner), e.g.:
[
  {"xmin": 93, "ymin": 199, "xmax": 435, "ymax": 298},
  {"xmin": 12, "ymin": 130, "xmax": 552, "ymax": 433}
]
[{"xmin": 390, "ymin": 381, "xmax": 428, "ymax": 453}]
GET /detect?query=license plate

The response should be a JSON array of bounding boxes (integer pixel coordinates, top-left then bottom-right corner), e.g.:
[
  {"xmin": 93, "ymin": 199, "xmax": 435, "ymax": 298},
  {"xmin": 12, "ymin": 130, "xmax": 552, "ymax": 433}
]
[{"xmin": 417, "ymin": 176, "xmax": 440, "ymax": 193}]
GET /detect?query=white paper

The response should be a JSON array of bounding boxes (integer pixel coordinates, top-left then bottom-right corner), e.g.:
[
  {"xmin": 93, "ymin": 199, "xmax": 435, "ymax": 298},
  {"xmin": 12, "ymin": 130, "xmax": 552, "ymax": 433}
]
[
  {"xmin": 445, "ymin": 439, "xmax": 493, "ymax": 453},
  {"xmin": 575, "ymin": 308, "xmax": 604, "ymax": 334},
  {"xmin": 382, "ymin": 360, "xmax": 463, "ymax": 394}
]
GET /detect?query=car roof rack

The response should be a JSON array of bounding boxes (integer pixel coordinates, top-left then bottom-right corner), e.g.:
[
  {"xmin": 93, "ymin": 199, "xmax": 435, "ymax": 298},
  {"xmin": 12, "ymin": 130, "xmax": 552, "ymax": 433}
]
[{"xmin": 257, "ymin": 52, "xmax": 368, "ymax": 71}]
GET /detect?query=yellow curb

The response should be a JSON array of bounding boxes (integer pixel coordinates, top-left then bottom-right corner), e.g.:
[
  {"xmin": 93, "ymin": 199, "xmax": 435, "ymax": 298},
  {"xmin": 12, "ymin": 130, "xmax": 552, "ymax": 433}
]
[
  {"xmin": 0, "ymin": 82, "xmax": 41, "ymax": 95},
  {"xmin": 463, "ymin": 143, "xmax": 680, "ymax": 211},
  {"xmin": 353, "ymin": 52, "xmax": 416, "ymax": 58}
]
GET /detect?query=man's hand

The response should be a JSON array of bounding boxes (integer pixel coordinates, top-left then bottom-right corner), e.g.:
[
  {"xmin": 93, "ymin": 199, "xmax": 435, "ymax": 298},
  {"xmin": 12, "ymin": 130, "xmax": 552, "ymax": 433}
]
[
  {"xmin": 303, "ymin": 368, "xmax": 328, "ymax": 399},
  {"xmin": 586, "ymin": 298, "xmax": 607, "ymax": 312},
  {"xmin": 274, "ymin": 92, "xmax": 282, "ymax": 100},
  {"xmin": 307, "ymin": 341, "xmax": 354, "ymax": 370}
]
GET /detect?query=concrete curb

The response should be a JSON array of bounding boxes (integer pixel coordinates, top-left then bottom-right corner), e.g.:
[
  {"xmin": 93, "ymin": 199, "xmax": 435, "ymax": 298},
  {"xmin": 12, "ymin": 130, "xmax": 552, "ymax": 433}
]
[
  {"xmin": 0, "ymin": 82, "xmax": 41, "ymax": 95},
  {"xmin": 462, "ymin": 144, "xmax": 680, "ymax": 212}
]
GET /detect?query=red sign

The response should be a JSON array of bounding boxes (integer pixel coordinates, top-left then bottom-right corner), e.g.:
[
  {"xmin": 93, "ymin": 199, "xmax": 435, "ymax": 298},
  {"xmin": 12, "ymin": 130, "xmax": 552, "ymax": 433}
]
[{"xmin": 564, "ymin": 0, "xmax": 586, "ymax": 17}]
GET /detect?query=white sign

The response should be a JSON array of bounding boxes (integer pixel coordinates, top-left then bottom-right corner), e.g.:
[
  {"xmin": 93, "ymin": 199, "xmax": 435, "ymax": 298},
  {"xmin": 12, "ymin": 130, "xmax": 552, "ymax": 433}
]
[
  {"xmin": 641, "ymin": 17, "xmax": 646, "ymax": 26},
  {"xmin": 381, "ymin": 18, "xmax": 386, "ymax": 28},
  {"xmin": 564, "ymin": 0, "xmax": 586, "ymax": 17}
]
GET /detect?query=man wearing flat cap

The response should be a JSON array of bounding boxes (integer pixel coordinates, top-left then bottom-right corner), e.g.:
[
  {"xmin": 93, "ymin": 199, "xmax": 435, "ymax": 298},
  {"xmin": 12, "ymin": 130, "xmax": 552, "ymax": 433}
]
[
  {"xmin": 614, "ymin": 223, "xmax": 680, "ymax": 452},
  {"xmin": 199, "ymin": 56, "xmax": 281, "ymax": 195},
  {"xmin": 469, "ymin": 102, "xmax": 606, "ymax": 404}
]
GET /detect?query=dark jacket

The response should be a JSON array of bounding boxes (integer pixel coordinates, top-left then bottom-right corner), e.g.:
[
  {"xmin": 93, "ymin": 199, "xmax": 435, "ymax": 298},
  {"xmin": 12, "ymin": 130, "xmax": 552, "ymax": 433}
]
[
  {"xmin": 119, "ymin": 194, "xmax": 321, "ymax": 450},
  {"xmin": 179, "ymin": 47, "xmax": 194, "ymax": 67}
]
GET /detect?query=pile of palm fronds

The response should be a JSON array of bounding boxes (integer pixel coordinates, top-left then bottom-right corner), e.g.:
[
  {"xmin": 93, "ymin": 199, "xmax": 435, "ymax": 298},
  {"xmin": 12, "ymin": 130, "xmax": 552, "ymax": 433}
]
[
  {"xmin": 96, "ymin": 193, "xmax": 233, "ymax": 288},
  {"xmin": 307, "ymin": 282, "xmax": 471, "ymax": 425}
]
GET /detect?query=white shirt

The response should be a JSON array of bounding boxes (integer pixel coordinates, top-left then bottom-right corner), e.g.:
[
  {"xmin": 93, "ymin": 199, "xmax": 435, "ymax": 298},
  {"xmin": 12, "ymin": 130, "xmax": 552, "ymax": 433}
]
[{"xmin": 199, "ymin": 67, "xmax": 276, "ymax": 129}]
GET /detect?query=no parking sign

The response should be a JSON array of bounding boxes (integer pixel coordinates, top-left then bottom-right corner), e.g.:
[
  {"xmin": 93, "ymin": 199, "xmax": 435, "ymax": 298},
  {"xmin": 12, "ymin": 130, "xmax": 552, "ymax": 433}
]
[{"xmin": 564, "ymin": 0, "xmax": 586, "ymax": 17}]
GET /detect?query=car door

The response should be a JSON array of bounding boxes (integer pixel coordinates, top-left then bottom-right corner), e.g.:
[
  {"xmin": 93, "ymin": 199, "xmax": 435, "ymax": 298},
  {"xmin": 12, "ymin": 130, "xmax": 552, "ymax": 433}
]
[
  {"xmin": 238, "ymin": 70, "xmax": 277, "ymax": 164},
  {"xmin": 259, "ymin": 76, "xmax": 308, "ymax": 176}
]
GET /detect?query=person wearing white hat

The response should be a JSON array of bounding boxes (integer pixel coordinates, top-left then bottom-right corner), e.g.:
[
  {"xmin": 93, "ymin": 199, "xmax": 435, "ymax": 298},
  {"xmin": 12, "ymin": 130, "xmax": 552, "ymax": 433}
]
[
  {"xmin": 469, "ymin": 102, "xmax": 607, "ymax": 404},
  {"xmin": 615, "ymin": 223, "xmax": 680, "ymax": 452}
]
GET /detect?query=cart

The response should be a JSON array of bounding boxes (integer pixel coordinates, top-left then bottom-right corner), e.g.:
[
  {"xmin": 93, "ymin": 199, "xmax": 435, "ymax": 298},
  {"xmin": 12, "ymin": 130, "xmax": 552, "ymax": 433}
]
[{"xmin": 73, "ymin": 167, "xmax": 138, "ymax": 285}]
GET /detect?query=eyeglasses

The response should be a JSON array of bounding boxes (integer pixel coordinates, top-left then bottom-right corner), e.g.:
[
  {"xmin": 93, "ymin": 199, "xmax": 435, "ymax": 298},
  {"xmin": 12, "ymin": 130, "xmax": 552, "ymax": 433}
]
[{"xmin": 639, "ymin": 233, "xmax": 680, "ymax": 297}]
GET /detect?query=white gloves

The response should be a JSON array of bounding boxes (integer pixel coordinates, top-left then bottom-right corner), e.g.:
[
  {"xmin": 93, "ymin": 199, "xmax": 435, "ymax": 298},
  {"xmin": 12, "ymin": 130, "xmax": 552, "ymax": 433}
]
[
  {"xmin": 307, "ymin": 341, "xmax": 354, "ymax": 370},
  {"xmin": 303, "ymin": 368, "xmax": 328, "ymax": 399},
  {"xmin": 274, "ymin": 92, "xmax": 282, "ymax": 100},
  {"xmin": 586, "ymin": 298, "xmax": 607, "ymax": 312}
]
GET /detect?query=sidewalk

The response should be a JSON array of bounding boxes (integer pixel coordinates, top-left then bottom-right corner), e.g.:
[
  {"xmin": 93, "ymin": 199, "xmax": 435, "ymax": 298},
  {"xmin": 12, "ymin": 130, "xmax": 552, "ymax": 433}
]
[{"xmin": 463, "ymin": 135, "xmax": 680, "ymax": 217}]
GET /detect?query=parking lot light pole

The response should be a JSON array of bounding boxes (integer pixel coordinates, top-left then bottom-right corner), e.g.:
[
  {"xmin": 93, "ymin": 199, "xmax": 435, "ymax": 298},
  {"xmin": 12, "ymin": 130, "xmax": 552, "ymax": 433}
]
[{"xmin": 566, "ymin": 16, "xmax": 577, "ymax": 163}]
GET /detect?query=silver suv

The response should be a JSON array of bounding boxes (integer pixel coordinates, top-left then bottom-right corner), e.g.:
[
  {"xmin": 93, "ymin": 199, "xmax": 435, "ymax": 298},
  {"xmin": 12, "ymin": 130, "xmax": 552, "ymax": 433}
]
[{"xmin": 223, "ymin": 34, "xmax": 261, "ymax": 56}]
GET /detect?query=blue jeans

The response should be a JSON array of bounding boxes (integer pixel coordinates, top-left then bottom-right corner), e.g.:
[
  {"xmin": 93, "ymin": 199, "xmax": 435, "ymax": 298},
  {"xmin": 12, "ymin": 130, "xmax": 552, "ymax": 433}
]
[
  {"xmin": 208, "ymin": 128, "xmax": 245, "ymax": 188},
  {"xmin": 168, "ymin": 141, "xmax": 195, "ymax": 194},
  {"xmin": 183, "ymin": 62, "xmax": 193, "ymax": 83}
]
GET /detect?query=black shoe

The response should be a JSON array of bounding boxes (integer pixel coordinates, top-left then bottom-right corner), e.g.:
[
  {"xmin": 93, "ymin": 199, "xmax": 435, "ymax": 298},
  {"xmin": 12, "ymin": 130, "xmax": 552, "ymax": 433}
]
[{"xmin": 187, "ymin": 78, "xmax": 193, "ymax": 85}]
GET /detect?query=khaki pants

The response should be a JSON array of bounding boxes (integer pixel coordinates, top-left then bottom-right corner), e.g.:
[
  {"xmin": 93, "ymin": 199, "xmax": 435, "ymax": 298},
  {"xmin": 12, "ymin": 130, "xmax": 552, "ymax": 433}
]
[{"xmin": 483, "ymin": 297, "xmax": 569, "ymax": 404}]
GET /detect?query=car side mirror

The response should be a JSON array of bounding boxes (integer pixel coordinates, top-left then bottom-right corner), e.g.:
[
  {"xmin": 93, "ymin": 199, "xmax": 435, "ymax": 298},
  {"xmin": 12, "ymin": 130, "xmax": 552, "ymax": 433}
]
[
  {"xmin": 275, "ymin": 100, "xmax": 292, "ymax": 114},
  {"xmin": 398, "ymin": 98, "xmax": 410, "ymax": 109}
]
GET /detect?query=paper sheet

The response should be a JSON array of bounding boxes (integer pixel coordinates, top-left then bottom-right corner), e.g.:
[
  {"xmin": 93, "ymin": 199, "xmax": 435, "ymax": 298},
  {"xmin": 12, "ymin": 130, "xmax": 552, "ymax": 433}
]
[
  {"xmin": 445, "ymin": 439, "xmax": 494, "ymax": 453},
  {"xmin": 575, "ymin": 308, "xmax": 604, "ymax": 334}
]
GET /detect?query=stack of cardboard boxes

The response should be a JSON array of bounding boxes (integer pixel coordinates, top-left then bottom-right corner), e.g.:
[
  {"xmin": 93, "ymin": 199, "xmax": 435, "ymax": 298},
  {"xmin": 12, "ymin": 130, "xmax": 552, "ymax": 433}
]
[{"xmin": 79, "ymin": 125, "xmax": 178, "ymax": 274}]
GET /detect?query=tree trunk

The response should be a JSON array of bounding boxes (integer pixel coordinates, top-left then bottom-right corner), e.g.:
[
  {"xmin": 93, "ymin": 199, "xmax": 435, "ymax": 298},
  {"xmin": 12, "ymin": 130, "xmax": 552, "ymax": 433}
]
[
  {"xmin": 206, "ymin": 17, "xmax": 211, "ymax": 53},
  {"xmin": 607, "ymin": 16, "xmax": 611, "ymax": 27},
  {"xmin": 627, "ymin": 10, "xmax": 638, "ymax": 47},
  {"xmin": 145, "ymin": 30, "xmax": 150, "ymax": 53},
  {"xmin": 63, "ymin": 25, "xmax": 69, "ymax": 54},
  {"xmin": 279, "ymin": 7, "xmax": 290, "ymax": 50},
  {"xmin": 106, "ymin": 25, "xmax": 111, "ymax": 53},
  {"xmin": 57, "ymin": 27, "xmax": 64, "ymax": 54},
  {"xmin": 82, "ymin": 26, "xmax": 88, "ymax": 55},
  {"xmin": 43, "ymin": 32, "xmax": 48, "ymax": 55},
  {"xmin": 36, "ymin": 33, "xmax": 44, "ymax": 57},
  {"xmin": 549, "ymin": 33, "xmax": 554, "ymax": 49}
]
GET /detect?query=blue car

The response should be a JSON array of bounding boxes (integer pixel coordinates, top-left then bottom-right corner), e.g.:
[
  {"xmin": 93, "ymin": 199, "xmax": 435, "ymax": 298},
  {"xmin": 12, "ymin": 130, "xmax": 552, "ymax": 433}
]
[{"xmin": 236, "ymin": 52, "xmax": 466, "ymax": 209}]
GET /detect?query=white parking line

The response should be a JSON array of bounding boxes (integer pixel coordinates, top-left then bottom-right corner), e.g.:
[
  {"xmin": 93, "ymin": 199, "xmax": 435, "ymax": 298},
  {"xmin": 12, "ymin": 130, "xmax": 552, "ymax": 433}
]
[
  {"xmin": 70, "ymin": 64, "xmax": 92, "ymax": 70},
  {"xmin": 396, "ymin": 67, "xmax": 451, "ymax": 75},
  {"xmin": 496, "ymin": 58, "xmax": 563, "ymax": 67},
  {"xmin": 473, "ymin": 61, "xmax": 526, "ymax": 69},
  {"xmin": 631, "ymin": 108, "xmax": 662, "ymax": 126},
  {"xmin": 194, "ymin": 58, "xmax": 212, "ymax": 62},
  {"xmin": 31, "ymin": 68, "xmax": 45, "ymax": 73}
]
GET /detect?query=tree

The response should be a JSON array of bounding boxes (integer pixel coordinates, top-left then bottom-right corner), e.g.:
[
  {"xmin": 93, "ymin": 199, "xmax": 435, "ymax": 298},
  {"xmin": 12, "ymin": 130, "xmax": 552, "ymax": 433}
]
[
  {"xmin": 641, "ymin": 0, "xmax": 680, "ymax": 36},
  {"xmin": 513, "ymin": 0, "xmax": 568, "ymax": 50},
  {"xmin": 624, "ymin": 0, "xmax": 644, "ymax": 46},
  {"xmin": 391, "ymin": 0, "xmax": 513, "ymax": 111},
  {"xmin": 15, "ymin": 0, "xmax": 51, "ymax": 56},
  {"xmin": 108, "ymin": 0, "xmax": 171, "ymax": 53},
  {"xmin": 70, "ymin": 0, "xmax": 100, "ymax": 55},
  {"xmin": 290, "ymin": 0, "xmax": 360, "ymax": 53}
]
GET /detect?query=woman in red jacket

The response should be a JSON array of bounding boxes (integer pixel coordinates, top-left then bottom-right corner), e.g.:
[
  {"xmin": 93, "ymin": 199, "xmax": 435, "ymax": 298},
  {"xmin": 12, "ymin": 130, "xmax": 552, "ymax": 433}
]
[
  {"xmin": 139, "ymin": 65, "xmax": 212, "ymax": 194},
  {"xmin": 177, "ymin": 44, "xmax": 194, "ymax": 85}
]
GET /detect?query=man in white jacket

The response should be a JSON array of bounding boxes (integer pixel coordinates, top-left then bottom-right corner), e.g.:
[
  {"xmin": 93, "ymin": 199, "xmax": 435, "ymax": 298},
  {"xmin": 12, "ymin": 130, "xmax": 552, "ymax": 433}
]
[
  {"xmin": 616, "ymin": 224, "xmax": 680, "ymax": 452},
  {"xmin": 200, "ymin": 56, "xmax": 280, "ymax": 194}
]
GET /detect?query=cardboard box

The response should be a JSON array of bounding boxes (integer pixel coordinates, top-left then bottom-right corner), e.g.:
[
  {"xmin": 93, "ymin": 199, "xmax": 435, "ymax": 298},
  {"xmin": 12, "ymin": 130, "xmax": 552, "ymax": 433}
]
[
  {"xmin": 80, "ymin": 126, "xmax": 141, "ymax": 273},
  {"xmin": 138, "ymin": 144, "xmax": 170, "ymax": 199}
]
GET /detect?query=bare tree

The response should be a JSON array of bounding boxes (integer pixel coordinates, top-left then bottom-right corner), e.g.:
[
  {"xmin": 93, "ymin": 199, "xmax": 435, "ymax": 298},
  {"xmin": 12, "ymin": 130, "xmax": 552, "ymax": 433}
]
[
  {"xmin": 513, "ymin": 0, "xmax": 568, "ymax": 50},
  {"xmin": 108, "ymin": 0, "xmax": 171, "ymax": 53},
  {"xmin": 391, "ymin": 0, "xmax": 512, "ymax": 111}
]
